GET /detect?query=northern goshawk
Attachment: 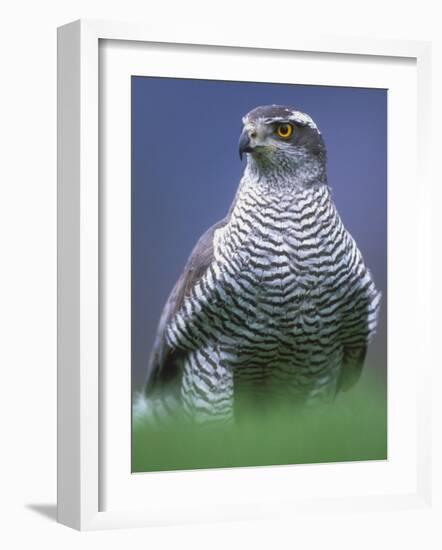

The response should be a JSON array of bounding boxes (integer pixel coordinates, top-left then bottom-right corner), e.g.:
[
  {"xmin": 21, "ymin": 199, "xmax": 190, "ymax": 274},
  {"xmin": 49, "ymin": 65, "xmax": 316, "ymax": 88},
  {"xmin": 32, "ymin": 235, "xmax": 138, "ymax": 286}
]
[{"xmin": 135, "ymin": 104, "xmax": 381, "ymax": 425}]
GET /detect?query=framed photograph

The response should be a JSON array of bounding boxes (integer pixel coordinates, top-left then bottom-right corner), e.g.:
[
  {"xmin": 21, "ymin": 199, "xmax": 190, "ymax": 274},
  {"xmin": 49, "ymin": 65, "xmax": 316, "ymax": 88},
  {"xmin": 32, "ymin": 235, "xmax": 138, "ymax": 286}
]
[{"xmin": 57, "ymin": 19, "xmax": 434, "ymax": 530}]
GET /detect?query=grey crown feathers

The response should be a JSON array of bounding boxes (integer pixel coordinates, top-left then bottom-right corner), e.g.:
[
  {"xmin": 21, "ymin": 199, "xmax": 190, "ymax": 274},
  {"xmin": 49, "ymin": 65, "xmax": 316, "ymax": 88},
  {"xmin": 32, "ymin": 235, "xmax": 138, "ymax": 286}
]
[{"xmin": 135, "ymin": 104, "xmax": 381, "ymax": 425}]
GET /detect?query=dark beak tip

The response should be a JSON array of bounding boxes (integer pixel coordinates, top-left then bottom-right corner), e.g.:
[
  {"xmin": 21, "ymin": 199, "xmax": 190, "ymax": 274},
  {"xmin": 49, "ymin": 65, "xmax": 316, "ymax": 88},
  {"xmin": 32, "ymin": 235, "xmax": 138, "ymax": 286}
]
[{"xmin": 238, "ymin": 129, "xmax": 252, "ymax": 161}]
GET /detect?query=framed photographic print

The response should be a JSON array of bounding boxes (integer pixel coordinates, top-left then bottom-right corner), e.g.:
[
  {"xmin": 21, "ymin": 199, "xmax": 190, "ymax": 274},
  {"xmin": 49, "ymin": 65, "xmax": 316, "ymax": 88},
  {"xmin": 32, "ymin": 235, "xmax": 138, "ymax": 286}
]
[
  {"xmin": 57, "ymin": 20, "xmax": 435, "ymax": 531},
  {"xmin": 130, "ymin": 76, "xmax": 387, "ymax": 473}
]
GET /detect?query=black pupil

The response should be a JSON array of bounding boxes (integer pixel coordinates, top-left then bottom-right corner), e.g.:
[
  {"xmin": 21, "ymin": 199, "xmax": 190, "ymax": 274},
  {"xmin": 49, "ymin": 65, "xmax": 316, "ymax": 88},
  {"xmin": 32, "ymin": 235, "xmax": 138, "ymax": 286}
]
[{"xmin": 280, "ymin": 125, "xmax": 289, "ymax": 135}]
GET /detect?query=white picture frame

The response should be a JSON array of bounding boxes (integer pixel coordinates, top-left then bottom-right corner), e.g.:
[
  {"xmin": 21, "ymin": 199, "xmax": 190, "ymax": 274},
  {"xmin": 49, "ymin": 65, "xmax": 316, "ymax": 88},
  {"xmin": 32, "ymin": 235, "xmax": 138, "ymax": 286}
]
[{"xmin": 57, "ymin": 19, "xmax": 436, "ymax": 531}]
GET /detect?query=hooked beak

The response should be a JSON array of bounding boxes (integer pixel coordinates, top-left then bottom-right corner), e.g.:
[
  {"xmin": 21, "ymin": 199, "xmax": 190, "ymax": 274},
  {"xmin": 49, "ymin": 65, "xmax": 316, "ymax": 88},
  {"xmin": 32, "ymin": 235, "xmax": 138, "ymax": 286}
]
[{"xmin": 238, "ymin": 129, "xmax": 253, "ymax": 160}]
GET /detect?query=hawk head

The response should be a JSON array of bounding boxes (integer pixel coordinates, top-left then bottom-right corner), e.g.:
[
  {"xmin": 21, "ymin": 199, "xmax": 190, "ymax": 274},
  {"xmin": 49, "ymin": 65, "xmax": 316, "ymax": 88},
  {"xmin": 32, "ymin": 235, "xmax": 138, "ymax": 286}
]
[{"xmin": 238, "ymin": 105, "xmax": 326, "ymax": 185}]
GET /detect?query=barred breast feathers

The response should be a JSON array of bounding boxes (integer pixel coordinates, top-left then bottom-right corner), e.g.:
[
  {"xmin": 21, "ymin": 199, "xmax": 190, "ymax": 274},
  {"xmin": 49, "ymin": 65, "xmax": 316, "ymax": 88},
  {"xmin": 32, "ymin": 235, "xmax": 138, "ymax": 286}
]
[{"xmin": 166, "ymin": 172, "xmax": 380, "ymax": 359}]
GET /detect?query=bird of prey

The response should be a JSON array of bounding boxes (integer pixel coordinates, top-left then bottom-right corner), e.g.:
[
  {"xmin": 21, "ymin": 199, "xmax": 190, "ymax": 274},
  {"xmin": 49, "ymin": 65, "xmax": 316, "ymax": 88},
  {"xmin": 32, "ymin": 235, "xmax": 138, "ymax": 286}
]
[{"xmin": 135, "ymin": 104, "xmax": 381, "ymax": 426}]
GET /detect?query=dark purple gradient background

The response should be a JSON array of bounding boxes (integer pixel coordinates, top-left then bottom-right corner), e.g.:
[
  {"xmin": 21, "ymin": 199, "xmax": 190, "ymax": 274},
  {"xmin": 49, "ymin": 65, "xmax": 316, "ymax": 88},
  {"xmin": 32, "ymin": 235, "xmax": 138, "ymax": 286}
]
[{"xmin": 131, "ymin": 77, "xmax": 387, "ymax": 393}]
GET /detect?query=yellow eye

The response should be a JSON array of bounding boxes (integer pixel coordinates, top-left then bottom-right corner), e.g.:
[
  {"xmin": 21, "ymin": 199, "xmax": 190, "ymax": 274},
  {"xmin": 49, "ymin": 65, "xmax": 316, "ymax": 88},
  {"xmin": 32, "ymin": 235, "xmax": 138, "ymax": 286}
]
[{"xmin": 276, "ymin": 123, "xmax": 294, "ymax": 139}]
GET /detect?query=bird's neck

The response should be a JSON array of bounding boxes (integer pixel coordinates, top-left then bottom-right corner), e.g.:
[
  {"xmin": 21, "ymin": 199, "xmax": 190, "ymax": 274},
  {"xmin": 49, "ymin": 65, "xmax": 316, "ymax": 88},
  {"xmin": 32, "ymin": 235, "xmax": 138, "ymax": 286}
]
[
  {"xmin": 245, "ymin": 153, "xmax": 327, "ymax": 192},
  {"xmin": 230, "ymin": 174, "xmax": 332, "ymax": 223}
]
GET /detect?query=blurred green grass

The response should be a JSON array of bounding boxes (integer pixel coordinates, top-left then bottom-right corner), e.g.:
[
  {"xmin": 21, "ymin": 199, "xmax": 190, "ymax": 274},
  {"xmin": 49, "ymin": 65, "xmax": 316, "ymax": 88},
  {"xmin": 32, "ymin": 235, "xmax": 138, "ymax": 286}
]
[{"xmin": 132, "ymin": 374, "xmax": 387, "ymax": 473}]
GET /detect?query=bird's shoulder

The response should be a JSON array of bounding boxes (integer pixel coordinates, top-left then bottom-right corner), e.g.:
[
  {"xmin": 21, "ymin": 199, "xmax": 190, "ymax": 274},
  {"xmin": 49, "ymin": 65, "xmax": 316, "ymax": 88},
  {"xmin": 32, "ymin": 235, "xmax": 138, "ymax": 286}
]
[
  {"xmin": 144, "ymin": 217, "xmax": 227, "ymax": 392},
  {"xmin": 171, "ymin": 217, "xmax": 227, "ymax": 316}
]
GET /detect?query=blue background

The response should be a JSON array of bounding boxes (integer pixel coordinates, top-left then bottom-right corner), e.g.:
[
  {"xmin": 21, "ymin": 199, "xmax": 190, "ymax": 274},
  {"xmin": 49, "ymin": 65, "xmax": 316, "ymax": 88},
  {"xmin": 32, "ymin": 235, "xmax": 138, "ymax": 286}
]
[{"xmin": 131, "ymin": 77, "xmax": 387, "ymax": 392}]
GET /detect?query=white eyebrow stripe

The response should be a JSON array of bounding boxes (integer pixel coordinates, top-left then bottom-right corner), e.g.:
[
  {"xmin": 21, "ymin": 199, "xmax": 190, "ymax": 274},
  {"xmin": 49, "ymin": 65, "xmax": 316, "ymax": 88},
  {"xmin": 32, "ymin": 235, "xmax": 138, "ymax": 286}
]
[
  {"xmin": 289, "ymin": 112, "xmax": 319, "ymax": 131},
  {"xmin": 242, "ymin": 111, "xmax": 320, "ymax": 133}
]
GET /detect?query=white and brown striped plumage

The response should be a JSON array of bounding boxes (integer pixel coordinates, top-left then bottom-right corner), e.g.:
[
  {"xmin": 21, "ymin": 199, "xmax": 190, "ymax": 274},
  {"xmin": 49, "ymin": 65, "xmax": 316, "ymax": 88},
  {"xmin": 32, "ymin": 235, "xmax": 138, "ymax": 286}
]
[{"xmin": 135, "ymin": 105, "xmax": 381, "ymax": 425}]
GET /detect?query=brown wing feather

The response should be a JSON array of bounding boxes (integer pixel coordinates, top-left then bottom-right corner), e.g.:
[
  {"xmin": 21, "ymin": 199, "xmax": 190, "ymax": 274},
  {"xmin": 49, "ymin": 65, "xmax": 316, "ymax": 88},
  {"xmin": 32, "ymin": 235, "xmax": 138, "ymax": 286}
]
[
  {"xmin": 337, "ymin": 346, "xmax": 367, "ymax": 393},
  {"xmin": 144, "ymin": 218, "xmax": 227, "ymax": 393}
]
